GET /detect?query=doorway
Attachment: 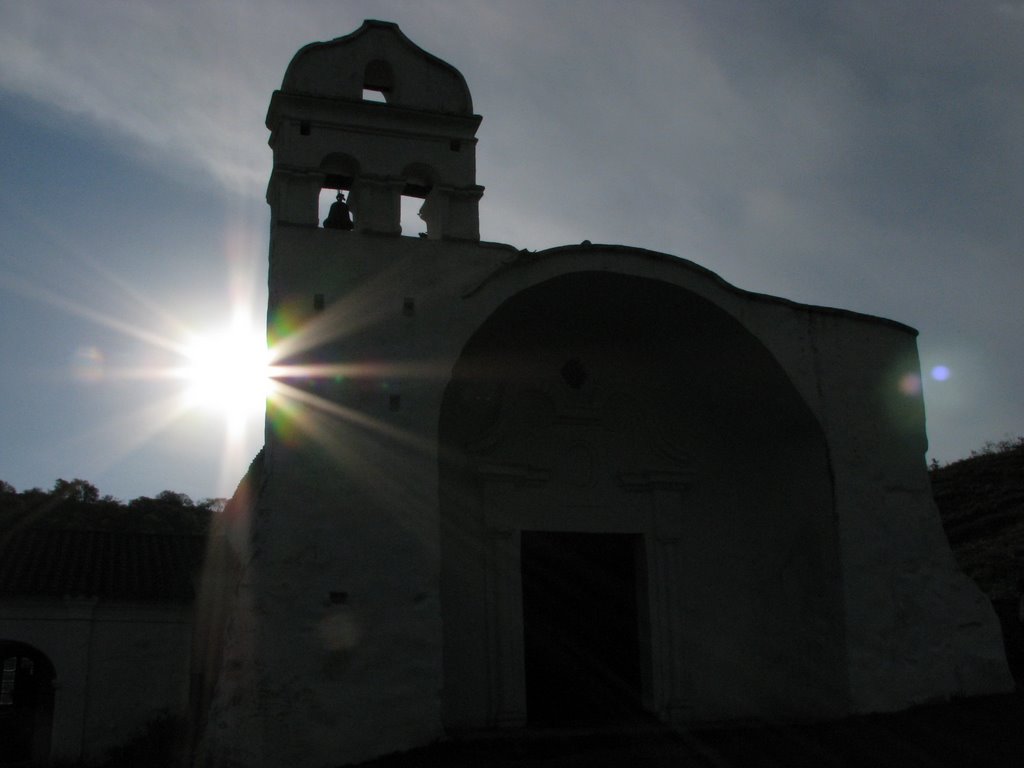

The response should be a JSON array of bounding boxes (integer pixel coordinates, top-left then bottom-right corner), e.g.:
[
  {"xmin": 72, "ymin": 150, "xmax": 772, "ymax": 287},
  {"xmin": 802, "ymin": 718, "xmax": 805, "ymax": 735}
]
[
  {"xmin": 520, "ymin": 531, "xmax": 647, "ymax": 725},
  {"xmin": 0, "ymin": 642, "xmax": 55, "ymax": 766}
]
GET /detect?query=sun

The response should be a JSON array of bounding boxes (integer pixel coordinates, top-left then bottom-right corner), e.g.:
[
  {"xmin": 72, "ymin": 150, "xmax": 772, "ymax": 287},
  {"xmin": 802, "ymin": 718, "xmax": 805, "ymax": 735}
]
[{"xmin": 180, "ymin": 322, "xmax": 272, "ymax": 419}]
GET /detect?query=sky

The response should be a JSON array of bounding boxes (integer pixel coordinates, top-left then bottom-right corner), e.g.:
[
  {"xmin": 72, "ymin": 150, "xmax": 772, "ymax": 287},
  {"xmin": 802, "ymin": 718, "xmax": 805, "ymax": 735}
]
[{"xmin": 0, "ymin": 1, "xmax": 1022, "ymax": 502}]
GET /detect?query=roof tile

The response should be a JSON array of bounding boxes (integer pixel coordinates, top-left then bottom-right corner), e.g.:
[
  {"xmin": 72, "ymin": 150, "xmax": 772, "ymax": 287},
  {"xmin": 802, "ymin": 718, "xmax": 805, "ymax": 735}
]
[{"xmin": 0, "ymin": 529, "xmax": 205, "ymax": 602}]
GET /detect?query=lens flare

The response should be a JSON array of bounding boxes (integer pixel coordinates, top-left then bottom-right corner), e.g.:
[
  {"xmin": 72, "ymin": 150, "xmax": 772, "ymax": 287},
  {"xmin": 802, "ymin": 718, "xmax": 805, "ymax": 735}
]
[
  {"xmin": 930, "ymin": 365, "xmax": 951, "ymax": 382},
  {"xmin": 318, "ymin": 610, "xmax": 363, "ymax": 652},
  {"xmin": 71, "ymin": 346, "xmax": 105, "ymax": 382},
  {"xmin": 898, "ymin": 372, "xmax": 922, "ymax": 396},
  {"xmin": 268, "ymin": 305, "xmax": 302, "ymax": 347}
]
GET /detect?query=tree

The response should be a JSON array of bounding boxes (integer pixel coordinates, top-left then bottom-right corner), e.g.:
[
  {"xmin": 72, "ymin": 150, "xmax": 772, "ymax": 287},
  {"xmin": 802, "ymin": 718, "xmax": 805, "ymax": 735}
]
[
  {"xmin": 0, "ymin": 478, "xmax": 216, "ymax": 534},
  {"xmin": 156, "ymin": 490, "xmax": 194, "ymax": 507},
  {"xmin": 51, "ymin": 478, "xmax": 100, "ymax": 503}
]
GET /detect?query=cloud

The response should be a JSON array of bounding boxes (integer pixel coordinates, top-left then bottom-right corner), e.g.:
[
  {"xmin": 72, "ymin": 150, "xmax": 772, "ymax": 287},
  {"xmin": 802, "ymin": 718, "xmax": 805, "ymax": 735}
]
[
  {"xmin": 0, "ymin": 0, "xmax": 555, "ymax": 195},
  {"xmin": 0, "ymin": 1, "xmax": 357, "ymax": 194},
  {"xmin": 0, "ymin": 0, "xmax": 1021, "ymax": 468},
  {"xmin": 996, "ymin": 2, "xmax": 1024, "ymax": 20}
]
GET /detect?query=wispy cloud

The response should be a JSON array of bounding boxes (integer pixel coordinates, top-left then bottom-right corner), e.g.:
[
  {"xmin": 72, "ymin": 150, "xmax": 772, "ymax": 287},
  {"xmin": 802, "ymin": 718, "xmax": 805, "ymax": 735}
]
[
  {"xmin": 996, "ymin": 2, "xmax": 1024, "ymax": 20},
  {"xmin": 0, "ymin": 2, "xmax": 319, "ymax": 193},
  {"xmin": 1, "ymin": 0, "xmax": 1022, "ymax": 474}
]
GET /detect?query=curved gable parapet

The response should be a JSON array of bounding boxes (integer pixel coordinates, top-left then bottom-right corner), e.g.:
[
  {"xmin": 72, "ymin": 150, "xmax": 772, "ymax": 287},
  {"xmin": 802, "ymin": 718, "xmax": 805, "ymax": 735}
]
[
  {"xmin": 468, "ymin": 242, "xmax": 918, "ymax": 335},
  {"xmin": 281, "ymin": 19, "xmax": 474, "ymax": 115}
]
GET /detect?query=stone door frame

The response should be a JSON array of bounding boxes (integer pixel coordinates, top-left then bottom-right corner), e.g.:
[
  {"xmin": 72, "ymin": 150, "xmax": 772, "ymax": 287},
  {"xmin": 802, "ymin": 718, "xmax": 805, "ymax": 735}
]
[{"xmin": 475, "ymin": 465, "xmax": 693, "ymax": 727}]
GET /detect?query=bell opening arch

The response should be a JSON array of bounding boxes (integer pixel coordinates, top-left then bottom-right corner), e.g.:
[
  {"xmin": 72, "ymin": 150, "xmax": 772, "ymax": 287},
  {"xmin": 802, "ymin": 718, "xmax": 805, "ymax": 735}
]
[{"xmin": 438, "ymin": 270, "xmax": 848, "ymax": 730}]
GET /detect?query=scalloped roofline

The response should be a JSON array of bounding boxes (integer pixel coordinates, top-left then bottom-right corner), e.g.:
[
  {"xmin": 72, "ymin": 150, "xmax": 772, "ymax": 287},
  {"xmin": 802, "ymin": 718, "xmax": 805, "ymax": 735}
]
[
  {"xmin": 281, "ymin": 19, "xmax": 475, "ymax": 114},
  {"xmin": 467, "ymin": 241, "xmax": 918, "ymax": 335}
]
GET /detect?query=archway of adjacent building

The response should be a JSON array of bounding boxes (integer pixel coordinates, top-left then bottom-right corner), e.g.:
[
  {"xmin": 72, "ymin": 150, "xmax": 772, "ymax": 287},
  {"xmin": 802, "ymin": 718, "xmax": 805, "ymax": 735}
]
[
  {"xmin": 0, "ymin": 641, "xmax": 55, "ymax": 766},
  {"xmin": 438, "ymin": 270, "xmax": 844, "ymax": 730}
]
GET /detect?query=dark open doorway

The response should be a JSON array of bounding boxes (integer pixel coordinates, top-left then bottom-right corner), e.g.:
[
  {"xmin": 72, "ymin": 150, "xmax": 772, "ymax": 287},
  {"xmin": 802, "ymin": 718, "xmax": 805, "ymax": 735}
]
[{"xmin": 521, "ymin": 531, "xmax": 648, "ymax": 726}]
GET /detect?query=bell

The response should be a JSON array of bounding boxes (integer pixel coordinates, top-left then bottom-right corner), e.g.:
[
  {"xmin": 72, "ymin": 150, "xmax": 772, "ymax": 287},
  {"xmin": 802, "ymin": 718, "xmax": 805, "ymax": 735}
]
[{"xmin": 323, "ymin": 190, "xmax": 353, "ymax": 230}]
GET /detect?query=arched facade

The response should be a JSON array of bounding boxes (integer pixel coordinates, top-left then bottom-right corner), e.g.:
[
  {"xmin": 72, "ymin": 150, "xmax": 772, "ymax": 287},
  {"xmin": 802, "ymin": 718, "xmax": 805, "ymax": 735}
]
[{"xmin": 439, "ymin": 272, "xmax": 847, "ymax": 727}]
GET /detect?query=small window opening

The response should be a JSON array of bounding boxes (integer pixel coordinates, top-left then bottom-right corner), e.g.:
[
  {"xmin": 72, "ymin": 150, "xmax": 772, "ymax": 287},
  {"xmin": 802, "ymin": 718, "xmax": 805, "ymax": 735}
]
[
  {"xmin": 363, "ymin": 59, "xmax": 393, "ymax": 103},
  {"xmin": 450, "ymin": 139, "xmax": 461, "ymax": 152},
  {"xmin": 299, "ymin": 120, "xmax": 311, "ymax": 136}
]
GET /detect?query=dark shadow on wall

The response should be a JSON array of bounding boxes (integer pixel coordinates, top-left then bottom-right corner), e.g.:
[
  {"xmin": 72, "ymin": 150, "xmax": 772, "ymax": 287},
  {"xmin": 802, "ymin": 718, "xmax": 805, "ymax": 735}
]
[{"xmin": 438, "ymin": 271, "xmax": 847, "ymax": 728}]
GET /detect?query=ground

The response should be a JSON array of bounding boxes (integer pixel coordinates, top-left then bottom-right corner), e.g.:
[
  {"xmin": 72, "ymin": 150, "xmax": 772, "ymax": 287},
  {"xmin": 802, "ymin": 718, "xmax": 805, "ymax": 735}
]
[{"xmin": 354, "ymin": 691, "xmax": 1024, "ymax": 767}]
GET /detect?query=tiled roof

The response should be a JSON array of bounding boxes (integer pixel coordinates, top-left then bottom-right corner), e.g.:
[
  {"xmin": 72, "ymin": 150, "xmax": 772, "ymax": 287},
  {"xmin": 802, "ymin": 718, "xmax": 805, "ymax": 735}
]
[{"xmin": 0, "ymin": 528, "xmax": 206, "ymax": 602}]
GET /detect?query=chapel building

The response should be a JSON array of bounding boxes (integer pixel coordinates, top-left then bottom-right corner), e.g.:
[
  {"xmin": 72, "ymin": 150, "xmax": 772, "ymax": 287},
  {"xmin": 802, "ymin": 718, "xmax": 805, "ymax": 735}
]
[{"xmin": 195, "ymin": 20, "xmax": 1012, "ymax": 768}]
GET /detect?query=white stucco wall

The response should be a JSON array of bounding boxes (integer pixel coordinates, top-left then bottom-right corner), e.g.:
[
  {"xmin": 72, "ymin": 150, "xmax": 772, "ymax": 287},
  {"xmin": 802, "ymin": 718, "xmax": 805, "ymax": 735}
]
[
  {"xmin": 807, "ymin": 314, "xmax": 1012, "ymax": 710},
  {"xmin": 202, "ymin": 228, "xmax": 1012, "ymax": 768}
]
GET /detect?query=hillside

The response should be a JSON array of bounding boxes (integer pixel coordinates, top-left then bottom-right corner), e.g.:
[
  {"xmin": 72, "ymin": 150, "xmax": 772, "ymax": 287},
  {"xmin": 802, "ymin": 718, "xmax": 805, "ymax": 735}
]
[{"xmin": 930, "ymin": 438, "xmax": 1024, "ymax": 601}]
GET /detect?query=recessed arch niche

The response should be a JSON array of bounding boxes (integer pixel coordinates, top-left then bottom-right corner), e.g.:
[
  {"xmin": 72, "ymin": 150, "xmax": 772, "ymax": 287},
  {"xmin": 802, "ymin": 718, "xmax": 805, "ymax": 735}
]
[{"xmin": 438, "ymin": 271, "xmax": 848, "ymax": 729}]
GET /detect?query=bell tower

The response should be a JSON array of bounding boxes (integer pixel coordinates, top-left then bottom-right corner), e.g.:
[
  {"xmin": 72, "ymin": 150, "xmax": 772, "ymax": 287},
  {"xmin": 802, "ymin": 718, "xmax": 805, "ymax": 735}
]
[
  {"xmin": 264, "ymin": 19, "xmax": 483, "ymax": 239},
  {"xmin": 201, "ymin": 23, "xmax": 494, "ymax": 768}
]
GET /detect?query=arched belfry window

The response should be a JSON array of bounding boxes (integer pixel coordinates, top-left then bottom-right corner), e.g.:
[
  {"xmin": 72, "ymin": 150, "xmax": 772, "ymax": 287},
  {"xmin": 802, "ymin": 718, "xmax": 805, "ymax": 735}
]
[
  {"xmin": 319, "ymin": 154, "xmax": 360, "ymax": 229},
  {"xmin": 362, "ymin": 59, "xmax": 394, "ymax": 103},
  {"xmin": 401, "ymin": 164, "xmax": 437, "ymax": 238}
]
